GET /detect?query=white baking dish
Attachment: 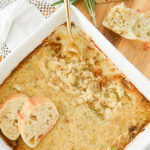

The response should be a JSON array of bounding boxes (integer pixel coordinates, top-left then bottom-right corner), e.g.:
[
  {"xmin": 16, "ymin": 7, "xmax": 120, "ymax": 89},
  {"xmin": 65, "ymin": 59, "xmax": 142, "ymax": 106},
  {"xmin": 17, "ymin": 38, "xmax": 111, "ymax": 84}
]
[{"xmin": 0, "ymin": 5, "xmax": 150, "ymax": 150}]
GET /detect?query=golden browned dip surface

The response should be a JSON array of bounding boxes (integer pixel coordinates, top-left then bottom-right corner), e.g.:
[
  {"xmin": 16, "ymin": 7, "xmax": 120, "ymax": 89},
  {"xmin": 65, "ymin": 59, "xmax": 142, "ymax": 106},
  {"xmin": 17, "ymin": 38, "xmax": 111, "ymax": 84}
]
[{"xmin": 0, "ymin": 24, "xmax": 150, "ymax": 150}]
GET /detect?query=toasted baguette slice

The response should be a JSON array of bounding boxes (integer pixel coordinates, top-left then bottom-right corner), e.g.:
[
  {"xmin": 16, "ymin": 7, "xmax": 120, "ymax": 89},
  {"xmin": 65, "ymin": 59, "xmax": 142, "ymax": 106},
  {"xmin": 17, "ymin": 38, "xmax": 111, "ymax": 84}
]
[
  {"xmin": 102, "ymin": 3, "xmax": 150, "ymax": 50},
  {"xmin": 18, "ymin": 96, "xmax": 59, "ymax": 148},
  {"xmin": 0, "ymin": 93, "xmax": 29, "ymax": 140},
  {"xmin": 102, "ymin": 3, "xmax": 139, "ymax": 39}
]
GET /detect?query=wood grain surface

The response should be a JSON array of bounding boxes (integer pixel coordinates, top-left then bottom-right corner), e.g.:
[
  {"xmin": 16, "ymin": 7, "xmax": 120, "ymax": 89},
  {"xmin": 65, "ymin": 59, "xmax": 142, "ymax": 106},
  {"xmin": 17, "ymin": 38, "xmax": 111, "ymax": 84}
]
[{"xmin": 75, "ymin": 0, "xmax": 150, "ymax": 80}]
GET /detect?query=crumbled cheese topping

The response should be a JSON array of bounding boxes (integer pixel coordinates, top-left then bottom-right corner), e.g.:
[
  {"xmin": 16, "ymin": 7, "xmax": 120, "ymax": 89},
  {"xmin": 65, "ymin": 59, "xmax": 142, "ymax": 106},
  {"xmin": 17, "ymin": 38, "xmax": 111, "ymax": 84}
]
[{"xmin": 43, "ymin": 47, "xmax": 125, "ymax": 119}]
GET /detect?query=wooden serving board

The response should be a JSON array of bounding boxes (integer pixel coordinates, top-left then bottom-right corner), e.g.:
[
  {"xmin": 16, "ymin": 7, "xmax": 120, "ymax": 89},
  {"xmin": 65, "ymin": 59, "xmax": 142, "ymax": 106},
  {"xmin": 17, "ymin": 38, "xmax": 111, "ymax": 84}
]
[{"xmin": 75, "ymin": 0, "xmax": 150, "ymax": 80}]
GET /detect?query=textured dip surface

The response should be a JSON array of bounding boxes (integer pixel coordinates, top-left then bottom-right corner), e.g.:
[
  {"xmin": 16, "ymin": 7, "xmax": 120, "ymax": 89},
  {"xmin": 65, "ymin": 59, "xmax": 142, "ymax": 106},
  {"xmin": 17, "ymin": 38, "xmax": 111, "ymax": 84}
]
[{"xmin": 0, "ymin": 24, "xmax": 150, "ymax": 150}]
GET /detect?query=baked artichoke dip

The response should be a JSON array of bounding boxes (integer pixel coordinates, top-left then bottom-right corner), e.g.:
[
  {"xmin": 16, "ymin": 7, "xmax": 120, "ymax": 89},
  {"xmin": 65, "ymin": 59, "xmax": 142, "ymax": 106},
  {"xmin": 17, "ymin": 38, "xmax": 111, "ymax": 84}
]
[{"xmin": 0, "ymin": 24, "xmax": 150, "ymax": 150}]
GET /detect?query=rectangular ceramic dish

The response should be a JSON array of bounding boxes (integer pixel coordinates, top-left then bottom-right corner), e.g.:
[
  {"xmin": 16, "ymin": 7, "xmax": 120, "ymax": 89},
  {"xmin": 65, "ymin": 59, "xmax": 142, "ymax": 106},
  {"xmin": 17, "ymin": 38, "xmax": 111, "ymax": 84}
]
[{"xmin": 0, "ymin": 5, "xmax": 150, "ymax": 150}]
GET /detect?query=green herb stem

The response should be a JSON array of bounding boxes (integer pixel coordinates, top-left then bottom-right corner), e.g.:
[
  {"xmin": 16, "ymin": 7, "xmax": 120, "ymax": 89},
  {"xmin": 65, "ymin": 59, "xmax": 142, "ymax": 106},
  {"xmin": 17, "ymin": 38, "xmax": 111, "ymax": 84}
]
[
  {"xmin": 83, "ymin": 0, "xmax": 97, "ymax": 27},
  {"xmin": 51, "ymin": 0, "xmax": 80, "ymax": 6},
  {"xmin": 51, "ymin": 0, "xmax": 64, "ymax": 6}
]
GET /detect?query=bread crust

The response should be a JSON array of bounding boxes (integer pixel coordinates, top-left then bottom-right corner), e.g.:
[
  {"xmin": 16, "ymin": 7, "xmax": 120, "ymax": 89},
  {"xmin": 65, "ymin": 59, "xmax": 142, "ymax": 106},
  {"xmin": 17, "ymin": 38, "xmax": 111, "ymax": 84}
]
[{"xmin": 102, "ymin": 3, "xmax": 150, "ymax": 50}]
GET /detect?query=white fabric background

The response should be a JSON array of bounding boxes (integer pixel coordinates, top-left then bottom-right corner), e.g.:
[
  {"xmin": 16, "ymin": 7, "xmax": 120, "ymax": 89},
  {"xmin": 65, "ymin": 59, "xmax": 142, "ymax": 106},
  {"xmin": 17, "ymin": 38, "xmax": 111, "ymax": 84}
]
[
  {"xmin": 0, "ymin": 0, "xmax": 46, "ymax": 51},
  {"xmin": 0, "ymin": 0, "xmax": 58, "ymax": 61}
]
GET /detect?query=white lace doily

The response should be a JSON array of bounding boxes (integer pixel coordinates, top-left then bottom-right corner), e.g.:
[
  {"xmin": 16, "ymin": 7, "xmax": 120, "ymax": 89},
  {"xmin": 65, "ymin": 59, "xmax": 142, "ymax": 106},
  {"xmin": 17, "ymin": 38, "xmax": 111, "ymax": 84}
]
[
  {"xmin": 0, "ymin": 0, "xmax": 58, "ymax": 62},
  {"xmin": 28, "ymin": 0, "xmax": 56, "ymax": 18}
]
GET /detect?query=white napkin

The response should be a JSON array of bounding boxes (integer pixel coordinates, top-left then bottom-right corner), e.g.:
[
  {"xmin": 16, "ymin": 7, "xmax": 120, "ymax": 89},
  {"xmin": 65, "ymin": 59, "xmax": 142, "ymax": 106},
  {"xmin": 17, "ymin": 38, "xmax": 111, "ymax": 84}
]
[{"xmin": 0, "ymin": 0, "xmax": 45, "ymax": 51}]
